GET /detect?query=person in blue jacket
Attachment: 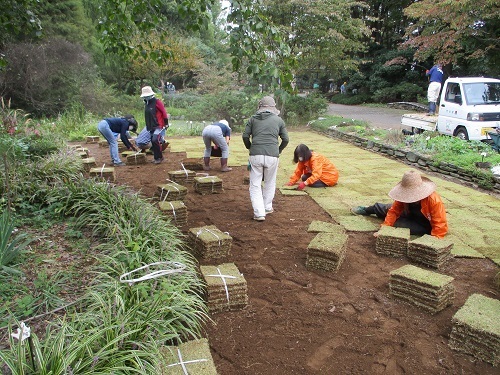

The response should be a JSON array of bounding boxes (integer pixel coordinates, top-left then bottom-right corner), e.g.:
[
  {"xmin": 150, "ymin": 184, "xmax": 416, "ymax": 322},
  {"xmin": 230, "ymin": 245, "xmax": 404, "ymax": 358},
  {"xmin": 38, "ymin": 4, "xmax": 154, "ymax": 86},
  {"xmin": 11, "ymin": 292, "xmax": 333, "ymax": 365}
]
[
  {"xmin": 97, "ymin": 115, "xmax": 138, "ymax": 166},
  {"xmin": 426, "ymin": 63, "xmax": 444, "ymax": 115}
]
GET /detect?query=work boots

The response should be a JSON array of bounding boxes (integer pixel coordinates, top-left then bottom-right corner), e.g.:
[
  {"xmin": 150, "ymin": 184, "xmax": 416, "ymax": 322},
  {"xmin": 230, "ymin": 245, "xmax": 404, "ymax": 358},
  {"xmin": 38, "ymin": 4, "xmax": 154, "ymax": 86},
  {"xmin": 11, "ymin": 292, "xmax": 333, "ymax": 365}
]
[
  {"xmin": 220, "ymin": 158, "xmax": 232, "ymax": 172},
  {"xmin": 203, "ymin": 157, "xmax": 211, "ymax": 171}
]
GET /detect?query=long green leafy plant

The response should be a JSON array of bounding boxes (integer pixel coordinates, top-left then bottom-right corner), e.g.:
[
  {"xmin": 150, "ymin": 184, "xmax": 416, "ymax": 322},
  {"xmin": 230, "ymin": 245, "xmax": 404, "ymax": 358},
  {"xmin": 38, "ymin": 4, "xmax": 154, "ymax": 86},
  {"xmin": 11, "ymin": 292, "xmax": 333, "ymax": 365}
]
[{"xmin": 0, "ymin": 210, "xmax": 34, "ymax": 275}]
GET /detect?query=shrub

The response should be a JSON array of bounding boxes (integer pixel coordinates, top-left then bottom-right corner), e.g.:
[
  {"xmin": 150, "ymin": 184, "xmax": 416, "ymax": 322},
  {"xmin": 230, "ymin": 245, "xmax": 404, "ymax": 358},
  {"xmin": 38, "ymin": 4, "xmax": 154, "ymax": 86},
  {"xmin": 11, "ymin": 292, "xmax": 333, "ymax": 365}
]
[
  {"xmin": 372, "ymin": 83, "xmax": 424, "ymax": 103},
  {"xmin": 329, "ymin": 93, "xmax": 372, "ymax": 105}
]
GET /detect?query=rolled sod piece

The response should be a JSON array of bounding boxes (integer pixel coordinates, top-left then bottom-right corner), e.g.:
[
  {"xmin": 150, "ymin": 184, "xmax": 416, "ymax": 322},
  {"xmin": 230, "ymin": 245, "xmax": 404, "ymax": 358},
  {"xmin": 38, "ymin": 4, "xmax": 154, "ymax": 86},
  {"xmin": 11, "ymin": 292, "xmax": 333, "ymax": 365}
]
[
  {"xmin": 161, "ymin": 338, "xmax": 218, "ymax": 375},
  {"xmin": 376, "ymin": 226, "xmax": 410, "ymax": 257},
  {"xmin": 121, "ymin": 150, "xmax": 135, "ymax": 158},
  {"xmin": 449, "ymin": 293, "xmax": 500, "ymax": 366},
  {"xmin": 156, "ymin": 182, "xmax": 187, "ymax": 201},
  {"xmin": 126, "ymin": 153, "xmax": 147, "ymax": 165},
  {"xmin": 389, "ymin": 264, "xmax": 454, "ymax": 314},
  {"xmin": 85, "ymin": 135, "xmax": 100, "ymax": 143},
  {"xmin": 306, "ymin": 232, "xmax": 349, "ymax": 272},
  {"xmin": 98, "ymin": 140, "xmax": 108, "ymax": 147},
  {"xmin": 89, "ymin": 167, "xmax": 116, "ymax": 182}
]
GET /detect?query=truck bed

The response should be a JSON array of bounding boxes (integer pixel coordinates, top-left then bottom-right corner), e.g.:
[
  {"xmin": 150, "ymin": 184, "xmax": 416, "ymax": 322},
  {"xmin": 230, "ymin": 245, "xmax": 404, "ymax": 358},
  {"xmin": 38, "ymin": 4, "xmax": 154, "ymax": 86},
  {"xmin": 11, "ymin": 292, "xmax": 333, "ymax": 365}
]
[{"xmin": 401, "ymin": 113, "xmax": 438, "ymax": 131}]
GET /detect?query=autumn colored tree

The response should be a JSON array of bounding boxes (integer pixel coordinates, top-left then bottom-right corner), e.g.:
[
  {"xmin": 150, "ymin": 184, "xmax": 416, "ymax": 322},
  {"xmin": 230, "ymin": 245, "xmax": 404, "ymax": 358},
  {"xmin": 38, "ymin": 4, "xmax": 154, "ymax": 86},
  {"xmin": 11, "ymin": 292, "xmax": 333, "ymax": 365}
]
[{"xmin": 403, "ymin": 0, "xmax": 500, "ymax": 75}]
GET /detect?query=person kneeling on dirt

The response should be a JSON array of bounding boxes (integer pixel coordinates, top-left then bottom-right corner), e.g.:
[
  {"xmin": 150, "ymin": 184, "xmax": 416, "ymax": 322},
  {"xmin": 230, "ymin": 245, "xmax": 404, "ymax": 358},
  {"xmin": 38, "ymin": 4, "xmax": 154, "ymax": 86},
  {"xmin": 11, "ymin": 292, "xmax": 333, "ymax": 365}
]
[
  {"xmin": 286, "ymin": 144, "xmax": 339, "ymax": 190},
  {"xmin": 351, "ymin": 169, "xmax": 448, "ymax": 238},
  {"xmin": 202, "ymin": 119, "xmax": 232, "ymax": 172},
  {"xmin": 135, "ymin": 127, "xmax": 168, "ymax": 153}
]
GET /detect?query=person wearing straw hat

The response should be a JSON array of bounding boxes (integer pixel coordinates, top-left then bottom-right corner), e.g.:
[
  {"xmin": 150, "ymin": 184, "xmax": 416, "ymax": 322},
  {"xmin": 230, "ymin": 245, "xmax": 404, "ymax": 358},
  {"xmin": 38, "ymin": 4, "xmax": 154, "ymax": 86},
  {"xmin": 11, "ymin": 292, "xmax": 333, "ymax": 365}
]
[
  {"xmin": 286, "ymin": 144, "xmax": 339, "ymax": 190},
  {"xmin": 97, "ymin": 115, "xmax": 138, "ymax": 166},
  {"xmin": 243, "ymin": 95, "xmax": 289, "ymax": 221},
  {"xmin": 140, "ymin": 85, "xmax": 169, "ymax": 164},
  {"xmin": 202, "ymin": 119, "xmax": 232, "ymax": 172},
  {"xmin": 351, "ymin": 170, "xmax": 448, "ymax": 238}
]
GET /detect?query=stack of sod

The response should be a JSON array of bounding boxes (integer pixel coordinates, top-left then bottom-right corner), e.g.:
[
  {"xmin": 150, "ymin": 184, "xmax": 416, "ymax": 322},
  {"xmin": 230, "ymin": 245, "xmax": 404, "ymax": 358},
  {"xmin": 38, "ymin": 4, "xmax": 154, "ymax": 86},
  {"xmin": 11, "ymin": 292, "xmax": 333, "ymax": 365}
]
[
  {"xmin": 168, "ymin": 169, "xmax": 196, "ymax": 185},
  {"xmin": 156, "ymin": 182, "xmax": 188, "ymax": 202},
  {"xmin": 126, "ymin": 153, "xmax": 147, "ymax": 165},
  {"xmin": 158, "ymin": 200, "xmax": 188, "ymax": 226},
  {"xmin": 449, "ymin": 293, "xmax": 499, "ymax": 366},
  {"xmin": 89, "ymin": 166, "xmax": 115, "ymax": 182},
  {"xmin": 307, "ymin": 220, "xmax": 346, "ymax": 235},
  {"xmin": 81, "ymin": 157, "xmax": 97, "ymax": 172},
  {"xmin": 181, "ymin": 158, "xmax": 204, "ymax": 171},
  {"xmin": 86, "ymin": 135, "xmax": 100, "ymax": 143},
  {"xmin": 194, "ymin": 176, "xmax": 223, "ymax": 195},
  {"xmin": 68, "ymin": 144, "xmax": 82, "ymax": 149},
  {"xmin": 121, "ymin": 150, "xmax": 136, "ymax": 158},
  {"xmin": 376, "ymin": 226, "xmax": 411, "ymax": 257},
  {"xmin": 389, "ymin": 264, "xmax": 455, "ymax": 314},
  {"xmin": 243, "ymin": 175, "xmax": 250, "ymax": 185},
  {"xmin": 200, "ymin": 263, "xmax": 248, "ymax": 313},
  {"xmin": 306, "ymin": 232, "xmax": 349, "ymax": 272},
  {"xmin": 76, "ymin": 149, "xmax": 89, "ymax": 158},
  {"xmin": 161, "ymin": 338, "xmax": 218, "ymax": 374},
  {"xmin": 188, "ymin": 225, "xmax": 232, "ymax": 260},
  {"xmin": 118, "ymin": 144, "xmax": 129, "ymax": 153},
  {"xmin": 99, "ymin": 140, "xmax": 108, "ymax": 147},
  {"xmin": 408, "ymin": 235, "xmax": 454, "ymax": 269}
]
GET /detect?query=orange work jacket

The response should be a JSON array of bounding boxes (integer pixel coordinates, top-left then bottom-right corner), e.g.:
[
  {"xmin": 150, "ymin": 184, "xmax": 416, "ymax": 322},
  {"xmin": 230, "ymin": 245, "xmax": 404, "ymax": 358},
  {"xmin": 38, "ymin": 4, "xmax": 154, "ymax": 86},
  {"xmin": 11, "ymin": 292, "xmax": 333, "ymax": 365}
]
[
  {"xmin": 382, "ymin": 191, "xmax": 448, "ymax": 238},
  {"xmin": 288, "ymin": 152, "xmax": 339, "ymax": 187}
]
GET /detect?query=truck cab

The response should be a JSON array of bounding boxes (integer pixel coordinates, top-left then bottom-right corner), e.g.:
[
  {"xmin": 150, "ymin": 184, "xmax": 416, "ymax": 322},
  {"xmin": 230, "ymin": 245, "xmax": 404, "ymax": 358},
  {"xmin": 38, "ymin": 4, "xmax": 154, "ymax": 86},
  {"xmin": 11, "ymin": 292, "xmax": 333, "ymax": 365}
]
[{"xmin": 436, "ymin": 77, "xmax": 500, "ymax": 140}]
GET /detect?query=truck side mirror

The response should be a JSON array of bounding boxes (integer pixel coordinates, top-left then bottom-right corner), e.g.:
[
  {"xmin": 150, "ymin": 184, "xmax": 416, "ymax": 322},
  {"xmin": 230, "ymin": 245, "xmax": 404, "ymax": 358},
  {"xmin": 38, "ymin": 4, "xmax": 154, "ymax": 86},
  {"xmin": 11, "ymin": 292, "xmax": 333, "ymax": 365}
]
[{"xmin": 454, "ymin": 95, "xmax": 462, "ymax": 105}]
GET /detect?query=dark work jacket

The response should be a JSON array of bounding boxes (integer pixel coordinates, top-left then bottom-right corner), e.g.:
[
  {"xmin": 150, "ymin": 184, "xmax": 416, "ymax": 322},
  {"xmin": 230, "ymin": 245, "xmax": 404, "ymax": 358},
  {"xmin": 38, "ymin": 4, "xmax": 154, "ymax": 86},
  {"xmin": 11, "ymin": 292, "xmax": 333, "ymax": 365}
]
[
  {"xmin": 144, "ymin": 97, "xmax": 159, "ymax": 131},
  {"xmin": 104, "ymin": 117, "xmax": 133, "ymax": 149}
]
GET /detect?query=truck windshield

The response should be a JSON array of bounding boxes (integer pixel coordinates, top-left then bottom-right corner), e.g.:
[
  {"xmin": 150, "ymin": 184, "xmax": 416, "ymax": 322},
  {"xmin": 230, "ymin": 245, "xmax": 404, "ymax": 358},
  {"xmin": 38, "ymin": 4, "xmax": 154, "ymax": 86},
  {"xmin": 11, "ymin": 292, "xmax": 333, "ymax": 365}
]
[{"xmin": 462, "ymin": 82, "xmax": 500, "ymax": 105}]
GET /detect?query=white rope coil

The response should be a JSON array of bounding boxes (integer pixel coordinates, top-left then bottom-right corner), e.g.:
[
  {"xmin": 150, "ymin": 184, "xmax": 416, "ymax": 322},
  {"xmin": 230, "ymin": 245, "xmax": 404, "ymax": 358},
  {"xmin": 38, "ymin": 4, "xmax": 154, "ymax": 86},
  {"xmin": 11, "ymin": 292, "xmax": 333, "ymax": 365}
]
[{"xmin": 119, "ymin": 261, "xmax": 186, "ymax": 286}]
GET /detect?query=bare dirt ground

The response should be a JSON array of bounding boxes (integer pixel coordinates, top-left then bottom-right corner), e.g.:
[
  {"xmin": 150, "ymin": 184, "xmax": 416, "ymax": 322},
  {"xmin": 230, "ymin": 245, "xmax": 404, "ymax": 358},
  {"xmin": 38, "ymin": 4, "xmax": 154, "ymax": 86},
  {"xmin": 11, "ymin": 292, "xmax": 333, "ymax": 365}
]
[
  {"xmin": 85, "ymin": 139, "xmax": 498, "ymax": 375},
  {"xmin": 327, "ymin": 103, "xmax": 409, "ymax": 130}
]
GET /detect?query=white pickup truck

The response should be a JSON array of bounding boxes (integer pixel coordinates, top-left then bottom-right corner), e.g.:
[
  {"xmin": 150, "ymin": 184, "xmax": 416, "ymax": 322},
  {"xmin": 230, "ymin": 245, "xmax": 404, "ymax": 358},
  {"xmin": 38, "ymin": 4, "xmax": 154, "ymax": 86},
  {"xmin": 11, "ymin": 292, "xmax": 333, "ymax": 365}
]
[{"xmin": 401, "ymin": 77, "xmax": 500, "ymax": 141}]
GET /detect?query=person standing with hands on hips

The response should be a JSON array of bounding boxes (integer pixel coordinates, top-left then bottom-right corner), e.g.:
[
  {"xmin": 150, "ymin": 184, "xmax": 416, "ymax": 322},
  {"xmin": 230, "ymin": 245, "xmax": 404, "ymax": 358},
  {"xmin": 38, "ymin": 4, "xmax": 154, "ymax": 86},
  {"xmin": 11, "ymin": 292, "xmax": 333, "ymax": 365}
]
[
  {"xmin": 286, "ymin": 144, "xmax": 339, "ymax": 190},
  {"xmin": 242, "ymin": 96, "xmax": 289, "ymax": 221},
  {"xmin": 426, "ymin": 63, "xmax": 444, "ymax": 115},
  {"xmin": 140, "ymin": 86, "xmax": 169, "ymax": 164},
  {"xmin": 97, "ymin": 115, "xmax": 138, "ymax": 166},
  {"xmin": 202, "ymin": 119, "xmax": 232, "ymax": 172}
]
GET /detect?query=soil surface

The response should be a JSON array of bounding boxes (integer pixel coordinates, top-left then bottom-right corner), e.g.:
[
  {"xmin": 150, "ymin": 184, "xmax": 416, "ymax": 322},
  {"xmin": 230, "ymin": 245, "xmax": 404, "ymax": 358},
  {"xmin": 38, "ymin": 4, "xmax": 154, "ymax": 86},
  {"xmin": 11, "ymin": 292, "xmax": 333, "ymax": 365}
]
[{"xmin": 85, "ymin": 139, "xmax": 498, "ymax": 375}]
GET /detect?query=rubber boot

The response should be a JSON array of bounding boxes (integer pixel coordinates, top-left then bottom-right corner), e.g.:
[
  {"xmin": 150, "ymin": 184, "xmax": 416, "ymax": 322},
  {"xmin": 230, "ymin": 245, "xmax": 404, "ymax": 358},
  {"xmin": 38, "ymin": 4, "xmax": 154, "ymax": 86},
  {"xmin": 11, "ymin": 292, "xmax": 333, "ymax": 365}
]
[
  {"xmin": 220, "ymin": 158, "xmax": 232, "ymax": 172},
  {"xmin": 203, "ymin": 157, "xmax": 211, "ymax": 171}
]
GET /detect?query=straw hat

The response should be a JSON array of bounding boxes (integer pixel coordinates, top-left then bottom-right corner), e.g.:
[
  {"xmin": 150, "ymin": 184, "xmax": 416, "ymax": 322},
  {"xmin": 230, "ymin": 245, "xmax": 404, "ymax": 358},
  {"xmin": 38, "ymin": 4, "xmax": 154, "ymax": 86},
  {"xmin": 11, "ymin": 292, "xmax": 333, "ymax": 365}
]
[
  {"xmin": 388, "ymin": 170, "xmax": 436, "ymax": 203},
  {"xmin": 256, "ymin": 96, "xmax": 280, "ymax": 115},
  {"xmin": 140, "ymin": 86, "xmax": 155, "ymax": 98}
]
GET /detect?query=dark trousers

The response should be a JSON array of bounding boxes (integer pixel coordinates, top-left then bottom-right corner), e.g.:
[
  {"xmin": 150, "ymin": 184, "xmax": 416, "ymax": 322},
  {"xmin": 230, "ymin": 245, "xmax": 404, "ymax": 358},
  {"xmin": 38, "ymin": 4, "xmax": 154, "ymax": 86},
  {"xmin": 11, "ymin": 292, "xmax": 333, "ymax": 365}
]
[
  {"xmin": 301, "ymin": 174, "xmax": 328, "ymax": 187},
  {"xmin": 368, "ymin": 203, "xmax": 432, "ymax": 236},
  {"xmin": 150, "ymin": 130, "xmax": 162, "ymax": 160}
]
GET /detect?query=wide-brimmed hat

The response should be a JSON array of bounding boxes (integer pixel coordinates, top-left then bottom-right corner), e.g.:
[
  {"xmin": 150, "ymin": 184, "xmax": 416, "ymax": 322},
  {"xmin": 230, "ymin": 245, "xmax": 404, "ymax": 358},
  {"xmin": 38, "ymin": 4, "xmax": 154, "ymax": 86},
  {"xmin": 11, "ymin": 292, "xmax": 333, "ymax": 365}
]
[
  {"xmin": 388, "ymin": 170, "xmax": 436, "ymax": 203},
  {"xmin": 140, "ymin": 86, "xmax": 155, "ymax": 98},
  {"xmin": 256, "ymin": 96, "xmax": 280, "ymax": 115}
]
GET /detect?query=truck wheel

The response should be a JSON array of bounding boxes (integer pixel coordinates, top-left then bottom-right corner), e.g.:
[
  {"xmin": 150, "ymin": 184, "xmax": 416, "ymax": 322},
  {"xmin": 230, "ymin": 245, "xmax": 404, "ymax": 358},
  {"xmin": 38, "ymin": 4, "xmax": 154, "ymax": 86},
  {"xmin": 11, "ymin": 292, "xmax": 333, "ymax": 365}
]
[
  {"xmin": 412, "ymin": 127, "xmax": 424, "ymax": 134},
  {"xmin": 455, "ymin": 127, "xmax": 469, "ymax": 140}
]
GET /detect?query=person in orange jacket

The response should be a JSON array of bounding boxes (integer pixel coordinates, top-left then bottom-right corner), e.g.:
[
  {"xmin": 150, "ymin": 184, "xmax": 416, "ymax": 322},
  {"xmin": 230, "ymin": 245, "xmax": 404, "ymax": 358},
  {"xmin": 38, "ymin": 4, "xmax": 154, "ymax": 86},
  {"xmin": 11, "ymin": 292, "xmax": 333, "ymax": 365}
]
[
  {"xmin": 351, "ymin": 169, "xmax": 448, "ymax": 238},
  {"xmin": 286, "ymin": 144, "xmax": 339, "ymax": 190}
]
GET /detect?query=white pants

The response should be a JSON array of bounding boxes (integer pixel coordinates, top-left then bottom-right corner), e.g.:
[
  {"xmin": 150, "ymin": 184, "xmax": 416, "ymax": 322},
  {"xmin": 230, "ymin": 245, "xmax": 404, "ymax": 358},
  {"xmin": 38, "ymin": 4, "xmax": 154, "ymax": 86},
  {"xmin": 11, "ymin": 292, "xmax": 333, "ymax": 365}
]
[
  {"xmin": 427, "ymin": 82, "xmax": 441, "ymax": 103},
  {"xmin": 248, "ymin": 155, "xmax": 279, "ymax": 217}
]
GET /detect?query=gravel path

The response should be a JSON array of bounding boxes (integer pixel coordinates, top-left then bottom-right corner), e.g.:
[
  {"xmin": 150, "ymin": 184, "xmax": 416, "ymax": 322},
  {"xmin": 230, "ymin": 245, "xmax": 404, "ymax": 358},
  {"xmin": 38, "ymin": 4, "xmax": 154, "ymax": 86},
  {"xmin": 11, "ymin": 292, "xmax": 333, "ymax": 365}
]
[{"xmin": 327, "ymin": 103, "xmax": 411, "ymax": 130}]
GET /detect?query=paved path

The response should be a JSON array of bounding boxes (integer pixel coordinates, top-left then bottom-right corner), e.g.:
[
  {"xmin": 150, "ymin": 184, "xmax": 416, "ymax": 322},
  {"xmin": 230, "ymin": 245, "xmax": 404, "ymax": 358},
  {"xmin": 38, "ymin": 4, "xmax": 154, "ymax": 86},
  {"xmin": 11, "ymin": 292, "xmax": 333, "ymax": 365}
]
[{"xmin": 327, "ymin": 103, "xmax": 410, "ymax": 130}]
